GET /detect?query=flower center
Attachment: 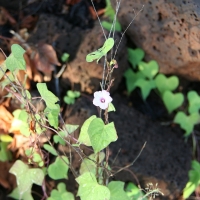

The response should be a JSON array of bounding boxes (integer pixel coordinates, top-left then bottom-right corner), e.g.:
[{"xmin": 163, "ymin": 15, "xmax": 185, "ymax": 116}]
[{"xmin": 100, "ymin": 98, "xmax": 105, "ymax": 103}]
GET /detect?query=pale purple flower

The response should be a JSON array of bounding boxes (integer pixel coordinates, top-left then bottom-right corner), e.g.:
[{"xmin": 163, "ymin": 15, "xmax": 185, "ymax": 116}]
[{"xmin": 93, "ymin": 90, "xmax": 113, "ymax": 110}]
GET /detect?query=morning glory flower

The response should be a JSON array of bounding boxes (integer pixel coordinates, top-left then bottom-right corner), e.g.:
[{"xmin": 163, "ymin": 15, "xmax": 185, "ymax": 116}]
[{"xmin": 93, "ymin": 90, "xmax": 113, "ymax": 110}]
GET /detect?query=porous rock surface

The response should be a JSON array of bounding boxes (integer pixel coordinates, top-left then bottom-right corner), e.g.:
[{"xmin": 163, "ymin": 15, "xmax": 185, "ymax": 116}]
[
  {"xmin": 112, "ymin": 0, "xmax": 200, "ymax": 81},
  {"xmin": 28, "ymin": 13, "xmax": 128, "ymax": 93},
  {"xmin": 65, "ymin": 95, "xmax": 192, "ymax": 200}
]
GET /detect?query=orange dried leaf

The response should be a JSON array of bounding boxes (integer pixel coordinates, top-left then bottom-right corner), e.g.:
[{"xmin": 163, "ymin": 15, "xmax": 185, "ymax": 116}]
[
  {"xmin": 0, "ymin": 105, "xmax": 13, "ymax": 134},
  {"xmin": 32, "ymin": 44, "xmax": 61, "ymax": 80}
]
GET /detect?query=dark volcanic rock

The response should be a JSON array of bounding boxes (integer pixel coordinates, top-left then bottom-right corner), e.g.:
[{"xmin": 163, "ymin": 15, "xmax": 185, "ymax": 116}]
[{"xmin": 112, "ymin": 0, "xmax": 200, "ymax": 81}]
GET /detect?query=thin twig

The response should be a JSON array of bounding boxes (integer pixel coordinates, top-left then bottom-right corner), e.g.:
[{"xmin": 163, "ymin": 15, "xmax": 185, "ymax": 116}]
[
  {"xmin": 113, "ymin": 5, "xmax": 144, "ymax": 59},
  {"xmin": 112, "ymin": 142, "xmax": 147, "ymax": 176}
]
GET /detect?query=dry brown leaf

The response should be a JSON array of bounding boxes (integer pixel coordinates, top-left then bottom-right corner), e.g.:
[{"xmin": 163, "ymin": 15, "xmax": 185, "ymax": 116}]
[
  {"xmin": 0, "ymin": 105, "xmax": 13, "ymax": 134},
  {"xmin": 20, "ymin": 15, "xmax": 38, "ymax": 30},
  {"xmin": 0, "ymin": 7, "xmax": 16, "ymax": 25},
  {"xmin": 32, "ymin": 43, "xmax": 61, "ymax": 81},
  {"xmin": 9, "ymin": 131, "xmax": 52, "ymax": 158}
]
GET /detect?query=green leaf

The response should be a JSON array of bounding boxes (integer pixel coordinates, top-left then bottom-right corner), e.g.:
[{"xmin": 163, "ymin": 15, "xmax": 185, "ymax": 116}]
[
  {"xmin": 88, "ymin": 118, "xmax": 117, "ymax": 153},
  {"xmin": 67, "ymin": 90, "xmax": 80, "ymax": 98},
  {"xmin": 47, "ymin": 156, "xmax": 69, "ymax": 180},
  {"xmin": 47, "ymin": 182, "xmax": 74, "ymax": 200},
  {"xmin": 11, "ymin": 109, "xmax": 30, "ymax": 136},
  {"xmin": 78, "ymin": 115, "xmax": 97, "ymax": 146},
  {"xmin": 43, "ymin": 144, "xmax": 58, "ymax": 156},
  {"xmin": 135, "ymin": 79, "xmax": 156, "ymax": 100},
  {"xmin": 128, "ymin": 48, "xmax": 145, "ymax": 69},
  {"xmin": 174, "ymin": 112, "xmax": 200, "ymax": 136},
  {"xmin": 104, "ymin": 0, "xmax": 115, "ymax": 18},
  {"xmin": 1, "ymin": 73, "xmax": 15, "ymax": 89},
  {"xmin": 61, "ymin": 53, "xmax": 70, "ymax": 63},
  {"xmin": 86, "ymin": 38, "xmax": 114, "ymax": 63},
  {"xmin": 0, "ymin": 62, "xmax": 7, "ymax": 80},
  {"xmin": 25, "ymin": 90, "xmax": 31, "ymax": 99},
  {"xmin": 64, "ymin": 124, "xmax": 79, "ymax": 134},
  {"xmin": 53, "ymin": 131, "xmax": 66, "ymax": 145},
  {"xmin": 162, "ymin": 91, "xmax": 184, "ymax": 114},
  {"xmin": 44, "ymin": 105, "xmax": 60, "ymax": 129},
  {"xmin": 155, "ymin": 74, "xmax": 179, "ymax": 94},
  {"xmin": 64, "ymin": 96, "xmax": 75, "ymax": 105},
  {"xmin": 32, "ymin": 153, "xmax": 42, "ymax": 163},
  {"xmin": 6, "ymin": 44, "xmax": 26, "ymax": 72},
  {"xmin": 37, "ymin": 83, "xmax": 59, "ymax": 110},
  {"xmin": 8, "ymin": 187, "xmax": 33, "ymax": 200},
  {"xmin": 108, "ymin": 103, "xmax": 116, "ymax": 112},
  {"xmin": 125, "ymin": 182, "xmax": 147, "ymax": 200},
  {"xmin": 0, "ymin": 141, "xmax": 12, "ymax": 161},
  {"xmin": 102, "ymin": 21, "xmax": 122, "ymax": 32},
  {"xmin": 108, "ymin": 181, "xmax": 130, "ymax": 200},
  {"xmin": 25, "ymin": 148, "xmax": 33, "ymax": 157},
  {"xmin": 79, "ymin": 152, "xmax": 105, "ymax": 175},
  {"xmin": 187, "ymin": 91, "xmax": 200, "ymax": 114},
  {"xmin": 9, "ymin": 160, "xmax": 44, "ymax": 197},
  {"xmin": 183, "ymin": 160, "xmax": 200, "ymax": 199},
  {"xmin": 124, "ymin": 69, "xmax": 145, "ymax": 94},
  {"xmin": 138, "ymin": 60, "xmax": 159, "ymax": 79},
  {"xmin": 0, "ymin": 134, "xmax": 13, "ymax": 142},
  {"xmin": 76, "ymin": 172, "xmax": 110, "ymax": 200}
]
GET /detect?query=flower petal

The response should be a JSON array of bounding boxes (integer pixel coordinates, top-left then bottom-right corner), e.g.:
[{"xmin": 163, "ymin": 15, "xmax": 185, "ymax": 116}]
[
  {"xmin": 93, "ymin": 97, "xmax": 100, "ymax": 107},
  {"xmin": 94, "ymin": 91, "xmax": 101, "ymax": 98},
  {"xmin": 99, "ymin": 102, "xmax": 109, "ymax": 110}
]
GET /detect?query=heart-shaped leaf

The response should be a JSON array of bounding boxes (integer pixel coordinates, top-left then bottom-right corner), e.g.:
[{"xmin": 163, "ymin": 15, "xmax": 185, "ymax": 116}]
[
  {"xmin": 108, "ymin": 181, "xmax": 130, "ymax": 200},
  {"xmin": 86, "ymin": 38, "xmax": 114, "ymax": 63},
  {"xmin": 43, "ymin": 144, "xmax": 58, "ymax": 156},
  {"xmin": 79, "ymin": 152, "xmax": 105, "ymax": 175},
  {"xmin": 6, "ymin": 44, "xmax": 26, "ymax": 72},
  {"xmin": 128, "ymin": 48, "xmax": 145, "ymax": 69},
  {"xmin": 37, "ymin": 83, "xmax": 59, "ymax": 110},
  {"xmin": 10, "ymin": 109, "xmax": 30, "ymax": 136},
  {"xmin": 78, "ymin": 115, "xmax": 97, "ymax": 146},
  {"xmin": 64, "ymin": 124, "xmax": 79, "ymax": 134},
  {"xmin": 174, "ymin": 111, "xmax": 200, "ymax": 136},
  {"xmin": 47, "ymin": 156, "xmax": 69, "ymax": 180},
  {"xmin": 64, "ymin": 96, "xmax": 75, "ymax": 105},
  {"xmin": 187, "ymin": 91, "xmax": 200, "ymax": 114},
  {"xmin": 88, "ymin": 118, "xmax": 117, "ymax": 153},
  {"xmin": 138, "ymin": 61, "xmax": 159, "ymax": 79},
  {"xmin": 124, "ymin": 69, "xmax": 145, "ymax": 94},
  {"xmin": 155, "ymin": 74, "xmax": 179, "ymax": 94},
  {"xmin": 135, "ymin": 79, "xmax": 156, "ymax": 100},
  {"xmin": 9, "ymin": 160, "xmax": 44, "ymax": 197},
  {"xmin": 47, "ymin": 182, "xmax": 74, "ymax": 200},
  {"xmin": 53, "ymin": 131, "xmax": 66, "ymax": 145},
  {"xmin": 162, "ymin": 91, "xmax": 184, "ymax": 113},
  {"xmin": 76, "ymin": 172, "xmax": 110, "ymax": 200},
  {"xmin": 44, "ymin": 105, "xmax": 60, "ymax": 129},
  {"xmin": 8, "ymin": 187, "xmax": 33, "ymax": 200}
]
